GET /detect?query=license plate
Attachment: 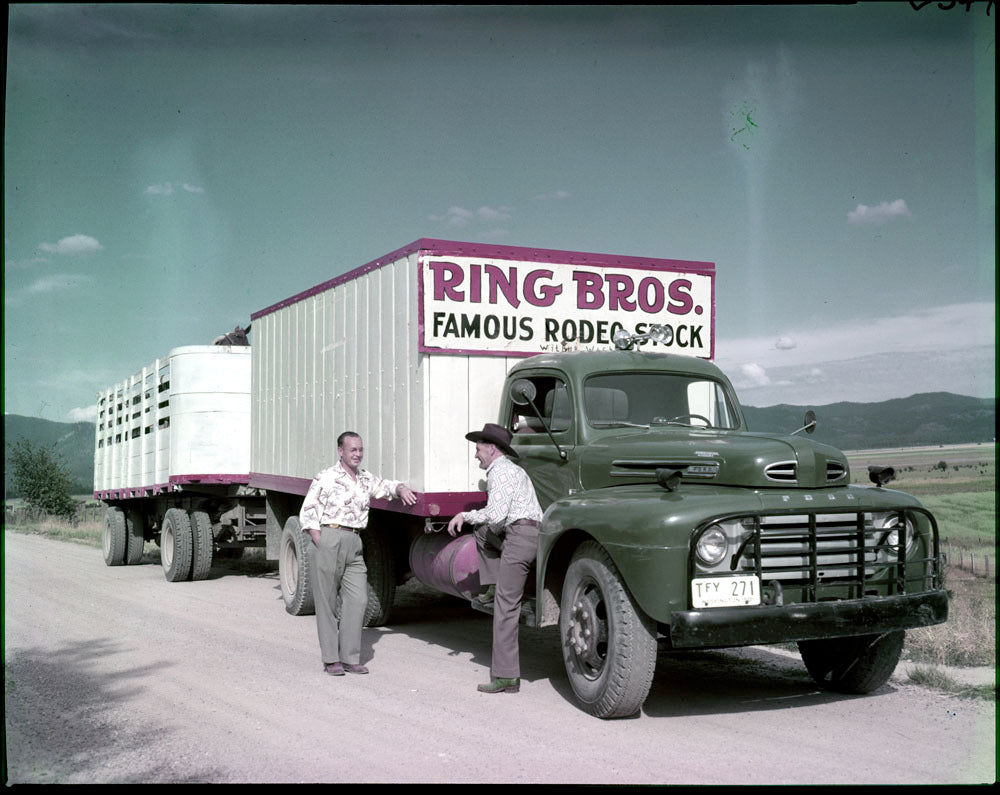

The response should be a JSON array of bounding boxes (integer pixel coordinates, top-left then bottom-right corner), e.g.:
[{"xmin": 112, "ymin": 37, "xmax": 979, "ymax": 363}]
[{"xmin": 691, "ymin": 575, "xmax": 761, "ymax": 608}]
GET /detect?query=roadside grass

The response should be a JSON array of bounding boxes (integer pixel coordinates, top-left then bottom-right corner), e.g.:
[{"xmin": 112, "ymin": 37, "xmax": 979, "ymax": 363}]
[{"xmin": 905, "ymin": 664, "xmax": 995, "ymax": 699}]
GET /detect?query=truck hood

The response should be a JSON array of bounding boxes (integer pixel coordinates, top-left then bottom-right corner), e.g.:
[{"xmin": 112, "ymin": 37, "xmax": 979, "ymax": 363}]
[{"xmin": 577, "ymin": 429, "xmax": 849, "ymax": 491}]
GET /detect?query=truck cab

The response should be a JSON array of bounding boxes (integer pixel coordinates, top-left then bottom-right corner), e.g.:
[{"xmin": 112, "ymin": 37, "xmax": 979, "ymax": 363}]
[{"xmin": 497, "ymin": 348, "xmax": 948, "ymax": 718}]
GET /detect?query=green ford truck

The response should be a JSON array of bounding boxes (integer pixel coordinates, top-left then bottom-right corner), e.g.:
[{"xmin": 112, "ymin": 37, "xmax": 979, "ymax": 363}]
[{"xmin": 500, "ymin": 336, "xmax": 947, "ymax": 717}]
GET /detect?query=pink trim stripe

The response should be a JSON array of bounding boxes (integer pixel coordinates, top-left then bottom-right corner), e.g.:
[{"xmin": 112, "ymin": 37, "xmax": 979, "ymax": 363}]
[{"xmin": 249, "ymin": 472, "xmax": 486, "ymax": 517}]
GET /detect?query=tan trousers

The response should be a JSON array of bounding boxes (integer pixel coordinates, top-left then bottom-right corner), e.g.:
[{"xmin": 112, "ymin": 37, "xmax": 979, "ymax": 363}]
[
  {"xmin": 474, "ymin": 521, "xmax": 539, "ymax": 679},
  {"xmin": 314, "ymin": 526, "xmax": 368, "ymax": 665}
]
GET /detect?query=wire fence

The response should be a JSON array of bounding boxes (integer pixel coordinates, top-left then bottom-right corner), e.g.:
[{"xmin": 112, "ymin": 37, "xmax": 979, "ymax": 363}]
[{"xmin": 4, "ymin": 502, "xmax": 104, "ymax": 527}]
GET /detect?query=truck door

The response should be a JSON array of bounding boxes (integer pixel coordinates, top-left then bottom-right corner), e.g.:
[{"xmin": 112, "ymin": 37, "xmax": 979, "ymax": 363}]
[{"xmin": 506, "ymin": 374, "xmax": 580, "ymax": 509}]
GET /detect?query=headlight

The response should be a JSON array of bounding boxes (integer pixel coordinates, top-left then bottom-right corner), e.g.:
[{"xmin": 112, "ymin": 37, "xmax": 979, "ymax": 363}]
[
  {"xmin": 879, "ymin": 514, "xmax": 915, "ymax": 554},
  {"xmin": 695, "ymin": 524, "xmax": 729, "ymax": 567}
]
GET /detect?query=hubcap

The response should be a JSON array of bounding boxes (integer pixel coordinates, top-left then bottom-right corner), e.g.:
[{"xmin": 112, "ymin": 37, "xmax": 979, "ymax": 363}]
[
  {"xmin": 281, "ymin": 538, "xmax": 298, "ymax": 596},
  {"xmin": 566, "ymin": 579, "xmax": 609, "ymax": 679}
]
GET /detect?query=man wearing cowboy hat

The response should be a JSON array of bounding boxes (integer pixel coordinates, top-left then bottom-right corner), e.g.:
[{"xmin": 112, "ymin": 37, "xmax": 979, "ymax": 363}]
[{"xmin": 446, "ymin": 423, "xmax": 543, "ymax": 694}]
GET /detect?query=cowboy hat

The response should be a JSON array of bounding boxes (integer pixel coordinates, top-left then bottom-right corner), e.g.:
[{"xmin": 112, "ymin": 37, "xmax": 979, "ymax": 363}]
[{"xmin": 465, "ymin": 422, "xmax": 518, "ymax": 458}]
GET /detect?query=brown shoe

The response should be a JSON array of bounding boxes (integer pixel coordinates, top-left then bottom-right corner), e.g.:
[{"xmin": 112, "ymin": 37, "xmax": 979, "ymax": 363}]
[
  {"xmin": 324, "ymin": 662, "xmax": 345, "ymax": 676},
  {"xmin": 342, "ymin": 663, "xmax": 369, "ymax": 675}
]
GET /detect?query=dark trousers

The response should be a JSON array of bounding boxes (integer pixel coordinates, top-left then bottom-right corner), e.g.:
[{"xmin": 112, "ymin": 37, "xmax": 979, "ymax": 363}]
[{"xmin": 474, "ymin": 521, "xmax": 539, "ymax": 679}]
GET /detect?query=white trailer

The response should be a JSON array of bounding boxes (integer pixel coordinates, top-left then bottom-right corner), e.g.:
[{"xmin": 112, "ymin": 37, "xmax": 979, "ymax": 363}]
[{"xmin": 97, "ymin": 238, "xmax": 715, "ymax": 622}]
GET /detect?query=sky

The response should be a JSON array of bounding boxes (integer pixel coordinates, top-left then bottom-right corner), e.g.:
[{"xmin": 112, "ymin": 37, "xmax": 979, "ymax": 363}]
[{"xmin": 4, "ymin": 3, "xmax": 996, "ymax": 423}]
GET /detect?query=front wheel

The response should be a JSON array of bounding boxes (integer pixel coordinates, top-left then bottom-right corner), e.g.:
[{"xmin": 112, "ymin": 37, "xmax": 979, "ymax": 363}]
[
  {"xmin": 559, "ymin": 541, "xmax": 658, "ymax": 718},
  {"xmin": 798, "ymin": 630, "xmax": 905, "ymax": 694}
]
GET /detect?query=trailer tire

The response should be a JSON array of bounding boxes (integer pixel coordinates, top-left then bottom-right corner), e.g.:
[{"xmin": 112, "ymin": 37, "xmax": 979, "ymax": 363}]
[
  {"xmin": 102, "ymin": 507, "xmax": 128, "ymax": 566},
  {"xmin": 280, "ymin": 517, "xmax": 315, "ymax": 616},
  {"xmin": 161, "ymin": 508, "xmax": 193, "ymax": 582},
  {"xmin": 125, "ymin": 509, "xmax": 145, "ymax": 565},
  {"xmin": 189, "ymin": 510, "xmax": 214, "ymax": 581},
  {"xmin": 798, "ymin": 630, "xmax": 905, "ymax": 694},
  {"xmin": 362, "ymin": 525, "xmax": 396, "ymax": 627},
  {"xmin": 559, "ymin": 541, "xmax": 658, "ymax": 719}
]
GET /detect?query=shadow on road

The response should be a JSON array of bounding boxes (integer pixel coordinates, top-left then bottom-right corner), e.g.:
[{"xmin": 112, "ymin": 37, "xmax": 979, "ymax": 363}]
[
  {"xmin": 365, "ymin": 579, "xmax": 890, "ymax": 718},
  {"xmin": 4, "ymin": 639, "xmax": 226, "ymax": 784}
]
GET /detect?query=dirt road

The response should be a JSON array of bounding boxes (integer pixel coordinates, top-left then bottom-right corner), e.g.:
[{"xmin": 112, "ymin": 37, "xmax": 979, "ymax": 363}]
[{"xmin": 4, "ymin": 533, "xmax": 995, "ymax": 784}]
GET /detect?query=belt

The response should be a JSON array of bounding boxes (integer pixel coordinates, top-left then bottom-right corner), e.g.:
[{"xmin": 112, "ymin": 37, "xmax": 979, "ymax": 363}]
[
  {"xmin": 510, "ymin": 518, "xmax": 540, "ymax": 528},
  {"xmin": 321, "ymin": 524, "xmax": 362, "ymax": 534}
]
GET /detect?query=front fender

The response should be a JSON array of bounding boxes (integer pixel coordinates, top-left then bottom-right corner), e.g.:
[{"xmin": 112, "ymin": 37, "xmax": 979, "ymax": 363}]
[{"xmin": 538, "ymin": 484, "xmax": 767, "ymax": 624}]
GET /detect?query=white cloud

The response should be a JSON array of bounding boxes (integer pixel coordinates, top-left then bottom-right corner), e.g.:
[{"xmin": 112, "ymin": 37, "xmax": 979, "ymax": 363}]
[
  {"xmin": 717, "ymin": 302, "xmax": 996, "ymax": 405},
  {"xmin": 847, "ymin": 199, "xmax": 911, "ymax": 225},
  {"xmin": 429, "ymin": 204, "xmax": 512, "ymax": 227},
  {"xmin": 25, "ymin": 273, "xmax": 91, "ymax": 294},
  {"xmin": 735, "ymin": 362, "xmax": 771, "ymax": 388},
  {"xmin": 4, "ymin": 256, "xmax": 49, "ymax": 270},
  {"xmin": 145, "ymin": 182, "xmax": 204, "ymax": 196},
  {"xmin": 429, "ymin": 205, "xmax": 475, "ymax": 226},
  {"xmin": 38, "ymin": 234, "xmax": 103, "ymax": 255},
  {"xmin": 533, "ymin": 189, "xmax": 570, "ymax": 201},
  {"xmin": 774, "ymin": 336, "xmax": 796, "ymax": 350},
  {"xmin": 67, "ymin": 404, "xmax": 97, "ymax": 422}
]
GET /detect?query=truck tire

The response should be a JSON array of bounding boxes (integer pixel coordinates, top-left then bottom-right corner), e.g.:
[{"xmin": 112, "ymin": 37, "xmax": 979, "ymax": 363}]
[
  {"xmin": 798, "ymin": 630, "xmax": 905, "ymax": 694},
  {"xmin": 560, "ymin": 541, "xmax": 658, "ymax": 718},
  {"xmin": 280, "ymin": 516, "xmax": 315, "ymax": 616},
  {"xmin": 362, "ymin": 525, "xmax": 396, "ymax": 627},
  {"xmin": 161, "ymin": 508, "xmax": 193, "ymax": 582},
  {"xmin": 189, "ymin": 510, "xmax": 214, "ymax": 581},
  {"xmin": 125, "ymin": 508, "xmax": 145, "ymax": 565},
  {"xmin": 102, "ymin": 507, "xmax": 128, "ymax": 566}
]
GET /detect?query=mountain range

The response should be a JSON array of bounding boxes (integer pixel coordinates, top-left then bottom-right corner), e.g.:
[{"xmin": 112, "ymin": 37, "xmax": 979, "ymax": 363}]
[{"xmin": 3, "ymin": 392, "xmax": 995, "ymax": 498}]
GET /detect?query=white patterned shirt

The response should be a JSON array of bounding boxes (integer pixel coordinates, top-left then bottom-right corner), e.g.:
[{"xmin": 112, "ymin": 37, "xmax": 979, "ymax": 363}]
[
  {"xmin": 299, "ymin": 461, "xmax": 402, "ymax": 532},
  {"xmin": 463, "ymin": 455, "xmax": 543, "ymax": 531}
]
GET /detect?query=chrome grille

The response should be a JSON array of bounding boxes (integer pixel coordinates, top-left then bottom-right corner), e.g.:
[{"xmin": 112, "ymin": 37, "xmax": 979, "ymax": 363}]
[
  {"xmin": 736, "ymin": 513, "xmax": 875, "ymax": 582},
  {"xmin": 826, "ymin": 461, "xmax": 847, "ymax": 481}
]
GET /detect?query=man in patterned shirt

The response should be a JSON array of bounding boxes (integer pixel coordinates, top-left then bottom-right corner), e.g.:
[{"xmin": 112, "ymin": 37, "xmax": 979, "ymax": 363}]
[
  {"xmin": 447, "ymin": 423, "xmax": 543, "ymax": 694},
  {"xmin": 300, "ymin": 431, "xmax": 416, "ymax": 677}
]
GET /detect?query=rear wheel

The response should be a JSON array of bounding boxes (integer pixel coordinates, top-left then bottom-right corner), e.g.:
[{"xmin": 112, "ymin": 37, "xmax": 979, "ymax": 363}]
[
  {"xmin": 280, "ymin": 516, "xmax": 315, "ymax": 615},
  {"xmin": 161, "ymin": 508, "xmax": 193, "ymax": 582},
  {"xmin": 798, "ymin": 630, "xmax": 905, "ymax": 694},
  {"xmin": 125, "ymin": 508, "xmax": 145, "ymax": 565},
  {"xmin": 559, "ymin": 541, "xmax": 658, "ymax": 718},
  {"xmin": 362, "ymin": 524, "xmax": 396, "ymax": 627},
  {"xmin": 102, "ymin": 507, "xmax": 127, "ymax": 566},
  {"xmin": 189, "ymin": 510, "xmax": 214, "ymax": 581}
]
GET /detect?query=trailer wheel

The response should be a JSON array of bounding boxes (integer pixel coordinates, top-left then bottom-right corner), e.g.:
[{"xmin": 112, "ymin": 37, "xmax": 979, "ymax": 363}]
[
  {"xmin": 362, "ymin": 525, "xmax": 396, "ymax": 627},
  {"xmin": 189, "ymin": 510, "xmax": 214, "ymax": 581},
  {"xmin": 280, "ymin": 516, "xmax": 315, "ymax": 616},
  {"xmin": 102, "ymin": 507, "xmax": 128, "ymax": 566},
  {"xmin": 161, "ymin": 508, "xmax": 193, "ymax": 582},
  {"xmin": 559, "ymin": 541, "xmax": 658, "ymax": 719},
  {"xmin": 125, "ymin": 508, "xmax": 145, "ymax": 565},
  {"xmin": 798, "ymin": 630, "xmax": 905, "ymax": 694}
]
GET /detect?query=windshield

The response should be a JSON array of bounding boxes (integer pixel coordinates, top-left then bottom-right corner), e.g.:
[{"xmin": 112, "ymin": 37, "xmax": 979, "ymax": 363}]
[{"xmin": 584, "ymin": 372, "xmax": 740, "ymax": 430}]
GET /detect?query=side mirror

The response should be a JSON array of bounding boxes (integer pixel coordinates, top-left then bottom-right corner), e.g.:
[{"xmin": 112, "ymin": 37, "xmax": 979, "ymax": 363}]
[
  {"xmin": 803, "ymin": 410, "xmax": 816, "ymax": 434},
  {"xmin": 509, "ymin": 379, "xmax": 537, "ymax": 406},
  {"xmin": 791, "ymin": 410, "xmax": 817, "ymax": 436}
]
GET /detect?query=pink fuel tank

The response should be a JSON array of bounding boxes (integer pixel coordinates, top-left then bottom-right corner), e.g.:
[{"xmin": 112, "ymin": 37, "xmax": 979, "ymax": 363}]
[{"xmin": 409, "ymin": 532, "xmax": 483, "ymax": 600}]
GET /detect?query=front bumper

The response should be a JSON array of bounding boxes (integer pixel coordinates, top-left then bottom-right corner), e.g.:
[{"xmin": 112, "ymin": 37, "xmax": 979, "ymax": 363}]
[{"xmin": 668, "ymin": 588, "xmax": 948, "ymax": 649}]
